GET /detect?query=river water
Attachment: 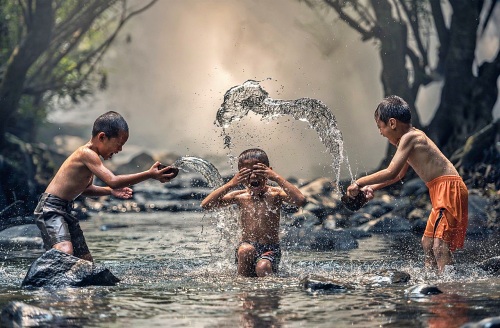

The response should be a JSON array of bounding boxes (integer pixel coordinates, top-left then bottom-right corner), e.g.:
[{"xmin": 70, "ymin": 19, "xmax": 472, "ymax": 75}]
[{"xmin": 1, "ymin": 210, "xmax": 499, "ymax": 327}]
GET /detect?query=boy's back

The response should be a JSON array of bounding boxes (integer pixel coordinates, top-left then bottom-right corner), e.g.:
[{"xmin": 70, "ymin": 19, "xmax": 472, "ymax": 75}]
[
  {"xmin": 46, "ymin": 145, "xmax": 102, "ymax": 201},
  {"xmin": 396, "ymin": 128, "xmax": 459, "ymax": 183}
]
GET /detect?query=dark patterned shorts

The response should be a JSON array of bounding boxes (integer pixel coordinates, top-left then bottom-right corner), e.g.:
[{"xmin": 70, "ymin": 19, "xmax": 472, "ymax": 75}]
[
  {"xmin": 235, "ymin": 241, "xmax": 281, "ymax": 275},
  {"xmin": 34, "ymin": 193, "xmax": 90, "ymax": 257}
]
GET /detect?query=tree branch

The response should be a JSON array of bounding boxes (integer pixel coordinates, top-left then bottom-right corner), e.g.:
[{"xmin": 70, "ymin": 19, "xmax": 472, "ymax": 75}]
[
  {"xmin": 322, "ymin": 0, "xmax": 376, "ymax": 41},
  {"xmin": 399, "ymin": 0, "xmax": 428, "ymax": 67}
]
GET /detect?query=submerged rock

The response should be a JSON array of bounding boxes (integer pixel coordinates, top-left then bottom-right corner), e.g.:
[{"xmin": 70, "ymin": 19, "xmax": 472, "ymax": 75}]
[
  {"xmin": 301, "ymin": 275, "xmax": 353, "ymax": 293},
  {"xmin": 478, "ymin": 256, "xmax": 500, "ymax": 274},
  {"xmin": 1, "ymin": 301, "xmax": 56, "ymax": 327},
  {"xmin": 461, "ymin": 316, "xmax": 500, "ymax": 328},
  {"xmin": 21, "ymin": 249, "xmax": 120, "ymax": 288},
  {"xmin": 405, "ymin": 284, "xmax": 443, "ymax": 297}
]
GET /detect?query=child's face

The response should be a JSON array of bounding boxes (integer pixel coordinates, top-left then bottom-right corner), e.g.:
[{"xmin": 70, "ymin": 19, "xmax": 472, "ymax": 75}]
[
  {"xmin": 99, "ymin": 130, "xmax": 129, "ymax": 160},
  {"xmin": 239, "ymin": 158, "xmax": 267, "ymax": 192},
  {"xmin": 375, "ymin": 118, "xmax": 397, "ymax": 145}
]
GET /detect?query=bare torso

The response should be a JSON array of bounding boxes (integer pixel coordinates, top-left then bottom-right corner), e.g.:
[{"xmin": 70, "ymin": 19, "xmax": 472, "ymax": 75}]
[
  {"xmin": 45, "ymin": 145, "xmax": 94, "ymax": 201},
  {"xmin": 234, "ymin": 186, "xmax": 283, "ymax": 244},
  {"xmin": 403, "ymin": 129, "xmax": 459, "ymax": 182}
]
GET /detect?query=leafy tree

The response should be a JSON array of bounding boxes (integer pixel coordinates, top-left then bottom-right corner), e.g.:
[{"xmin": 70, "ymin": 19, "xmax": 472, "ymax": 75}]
[
  {"xmin": 0, "ymin": 0, "xmax": 157, "ymax": 145},
  {"xmin": 303, "ymin": 0, "xmax": 499, "ymax": 164}
]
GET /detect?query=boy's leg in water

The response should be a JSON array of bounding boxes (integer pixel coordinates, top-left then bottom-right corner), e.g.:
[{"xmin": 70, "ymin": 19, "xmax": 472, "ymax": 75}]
[
  {"xmin": 53, "ymin": 241, "xmax": 94, "ymax": 262},
  {"xmin": 237, "ymin": 243, "xmax": 257, "ymax": 277},
  {"xmin": 422, "ymin": 236, "xmax": 437, "ymax": 269},
  {"xmin": 433, "ymin": 238, "xmax": 453, "ymax": 274},
  {"xmin": 53, "ymin": 240, "xmax": 74, "ymax": 255},
  {"xmin": 255, "ymin": 259, "xmax": 273, "ymax": 277}
]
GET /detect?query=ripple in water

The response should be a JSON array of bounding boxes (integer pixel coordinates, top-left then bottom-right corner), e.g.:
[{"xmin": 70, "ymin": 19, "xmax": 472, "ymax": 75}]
[{"xmin": 215, "ymin": 80, "xmax": 353, "ymax": 188}]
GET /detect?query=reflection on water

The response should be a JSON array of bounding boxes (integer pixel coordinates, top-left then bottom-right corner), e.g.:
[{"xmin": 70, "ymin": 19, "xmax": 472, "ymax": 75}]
[{"xmin": 1, "ymin": 211, "xmax": 499, "ymax": 327}]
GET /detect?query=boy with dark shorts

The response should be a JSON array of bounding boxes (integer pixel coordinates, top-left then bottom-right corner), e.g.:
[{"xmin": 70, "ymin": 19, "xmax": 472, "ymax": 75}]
[
  {"xmin": 35, "ymin": 111, "xmax": 177, "ymax": 262},
  {"xmin": 347, "ymin": 96, "xmax": 468, "ymax": 274},
  {"xmin": 201, "ymin": 148, "xmax": 306, "ymax": 277}
]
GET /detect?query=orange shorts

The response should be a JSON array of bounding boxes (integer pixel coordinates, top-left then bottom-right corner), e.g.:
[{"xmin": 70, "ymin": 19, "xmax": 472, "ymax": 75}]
[{"xmin": 423, "ymin": 175, "xmax": 468, "ymax": 251}]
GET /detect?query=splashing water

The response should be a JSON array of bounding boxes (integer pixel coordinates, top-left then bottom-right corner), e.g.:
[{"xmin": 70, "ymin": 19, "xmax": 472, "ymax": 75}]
[
  {"xmin": 216, "ymin": 80, "xmax": 353, "ymax": 187},
  {"xmin": 173, "ymin": 156, "xmax": 240, "ymax": 254},
  {"xmin": 173, "ymin": 156, "xmax": 225, "ymax": 188}
]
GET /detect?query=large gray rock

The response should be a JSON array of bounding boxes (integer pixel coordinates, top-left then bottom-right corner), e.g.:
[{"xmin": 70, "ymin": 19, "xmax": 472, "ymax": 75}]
[
  {"xmin": 401, "ymin": 178, "xmax": 428, "ymax": 197},
  {"xmin": 21, "ymin": 249, "xmax": 120, "ymax": 288}
]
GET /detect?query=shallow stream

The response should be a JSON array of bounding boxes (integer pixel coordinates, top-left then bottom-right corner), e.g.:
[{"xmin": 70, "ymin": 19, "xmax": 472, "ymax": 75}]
[{"xmin": 1, "ymin": 211, "xmax": 499, "ymax": 327}]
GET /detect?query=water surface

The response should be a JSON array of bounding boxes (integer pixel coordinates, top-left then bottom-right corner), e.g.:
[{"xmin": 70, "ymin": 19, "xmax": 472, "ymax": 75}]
[{"xmin": 1, "ymin": 211, "xmax": 499, "ymax": 327}]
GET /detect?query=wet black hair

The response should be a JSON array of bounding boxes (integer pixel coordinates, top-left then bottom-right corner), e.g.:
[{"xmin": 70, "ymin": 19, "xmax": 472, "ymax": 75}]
[
  {"xmin": 374, "ymin": 95, "xmax": 411, "ymax": 124},
  {"xmin": 92, "ymin": 111, "xmax": 129, "ymax": 138},
  {"xmin": 238, "ymin": 148, "xmax": 270, "ymax": 169}
]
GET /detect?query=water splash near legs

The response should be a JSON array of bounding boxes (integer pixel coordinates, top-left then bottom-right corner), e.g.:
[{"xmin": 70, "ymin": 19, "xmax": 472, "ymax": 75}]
[
  {"xmin": 215, "ymin": 80, "xmax": 353, "ymax": 188},
  {"xmin": 173, "ymin": 156, "xmax": 240, "ymax": 262}
]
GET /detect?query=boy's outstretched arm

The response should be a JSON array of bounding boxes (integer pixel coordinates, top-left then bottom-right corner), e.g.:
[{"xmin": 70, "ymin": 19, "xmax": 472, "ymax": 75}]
[
  {"xmin": 201, "ymin": 168, "xmax": 250, "ymax": 210},
  {"xmin": 81, "ymin": 184, "xmax": 133, "ymax": 199},
  {"xmin": 82, "ymin": 148, "xmax": 175, "ymax": 188},
  {"xmin": 253, "ymin": 164, "xmax": 307, "ymax": 207},
  {"xmin": 347, "ymin": 134, "xmax": 414, "ymax": 198}
]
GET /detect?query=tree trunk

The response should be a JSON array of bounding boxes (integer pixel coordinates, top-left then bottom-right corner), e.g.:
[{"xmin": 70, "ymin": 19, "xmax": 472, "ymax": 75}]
[
  {"xmin": 0, "ymin": 0, "xmax": 54, "ymax": 147},
  {"xmin": 426, "ymin": 0, "xmax": 481, "ymax": 156},
  {"xmin": 369, "ymin": 0, "xmax": 421, "ymax": 167}
]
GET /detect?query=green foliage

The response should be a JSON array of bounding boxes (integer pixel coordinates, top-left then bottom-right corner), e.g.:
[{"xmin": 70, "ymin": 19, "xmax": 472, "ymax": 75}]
[{"xmin": 0, "ymin": 0, "xmax": 156, "ymax": 140}]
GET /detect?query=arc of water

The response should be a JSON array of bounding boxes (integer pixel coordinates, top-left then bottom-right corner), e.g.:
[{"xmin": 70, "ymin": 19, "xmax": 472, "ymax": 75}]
[
  {"xmin": 215, "ymin": 80, "xmax": 349, "ymax": 188},
  {"xmin": 173, "ymin": 156, "xmax": 224, "ymax": 189}
]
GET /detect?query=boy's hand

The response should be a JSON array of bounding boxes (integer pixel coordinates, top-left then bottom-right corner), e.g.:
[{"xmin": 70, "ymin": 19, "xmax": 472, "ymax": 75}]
[
  {"xmin": 229, "ymin": 168, "xmax": 252, "ymax": 187},
  {"xmin": 111, "ymin": 187, "xmax": 133, "ymax": 199},
  {"xmin": 347, "ymin": 182, "xmax": 360, "ymax": 198},
  {"xmin": 362, "ymin": 186, "xmax": 374, "ymax": 200},
  {"xmin": 150, "ymin": 162, "xmax": 177, "ymax": 183},
  {"xmin": 347, "ymin": 184, "xmax": 374, "ymax": 200},
  {"xmin": 252, "ymin": 163, "xmax": 278, "ymax": 181}
]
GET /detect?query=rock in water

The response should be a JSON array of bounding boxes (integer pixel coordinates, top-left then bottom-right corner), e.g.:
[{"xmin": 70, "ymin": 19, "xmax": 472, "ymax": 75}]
[
  {"xmin": 21, "ymin": 249, "xmax": 120, "ymax": 288},
  {"xmin": 301, "ymin": 275, "xmax": 352, "ymax": 293},
  {"xmin": 478, "ymin": 256, "xmax": 500, "ymax": 274},
  {"xmin": 1, "ymin": 301, "xmax": 54, "ymax": 327},
  {"xmin": 461, "ymin": 316, "xmax": 500, "ymax": 328},
  {"xmin": 405, "ymin": 284, "xmax": 443, "ymax": 297}
]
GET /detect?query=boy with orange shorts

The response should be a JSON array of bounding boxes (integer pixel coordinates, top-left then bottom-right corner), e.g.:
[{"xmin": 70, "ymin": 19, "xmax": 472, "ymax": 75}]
[{"xmin": 347, "ymin": 96, "xmax": 468, "ymax": 274}]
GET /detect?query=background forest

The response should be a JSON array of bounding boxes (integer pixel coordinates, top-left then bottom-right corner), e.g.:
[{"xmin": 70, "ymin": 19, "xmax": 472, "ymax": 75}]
[{"xmin": 0, "ymin": 0, "xmax": 499, "ymax": 218}]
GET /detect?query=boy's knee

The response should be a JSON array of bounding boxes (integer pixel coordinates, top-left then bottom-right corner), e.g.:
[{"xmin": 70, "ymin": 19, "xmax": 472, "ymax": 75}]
[
  {"xmin": 255, "ymin": 259, "xmax": 273, "ymax": 277},
  {"xmin": 237, "ymin": 244, "xmax": 256, "ymax": 259},
  {"xmin": 53, "ymin": 241, "xmax": 74, "ymax": 255}
]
